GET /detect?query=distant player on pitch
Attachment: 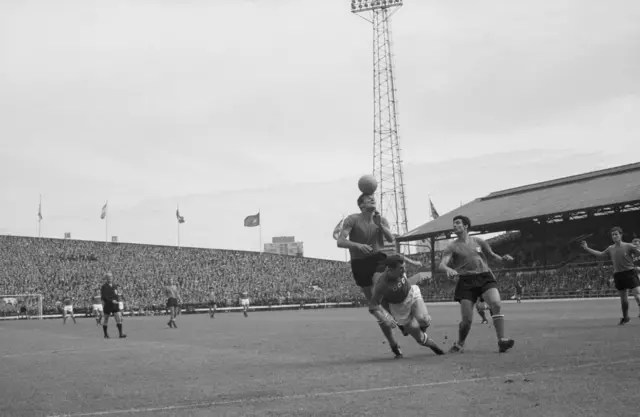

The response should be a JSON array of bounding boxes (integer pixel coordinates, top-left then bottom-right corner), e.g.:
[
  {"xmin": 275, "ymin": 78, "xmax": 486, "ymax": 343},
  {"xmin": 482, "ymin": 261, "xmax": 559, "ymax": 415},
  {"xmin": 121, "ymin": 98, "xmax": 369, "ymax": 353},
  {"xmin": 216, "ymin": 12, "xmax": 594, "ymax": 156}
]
[
  {"xmin": 62, "ymin": 294, "xmax": 76, "ymax": 325},
  {"xmin": 440, "ymin": 215, "xmax": 515, "ymax": 354},
  {"xmin": 369, "ymin": 255, "xmax": 445, "ymax": 356},
  {"xmin": 91, "ymin": 289, "xmax": 104, "ymax": 326},
  {"xmin": 208, "ymin": 288, "xmax": 217, "ymax": 319},
  {"xmin": 239, "ymin": 291, "xmax": 250, "ymax": 317},
  {"xmin": 165, "ymin": 279, "xmax": 182, "ymax": 328},
  {"xmin": 582, "ymin": 227, "xmax": 640, "ymax": 324}
]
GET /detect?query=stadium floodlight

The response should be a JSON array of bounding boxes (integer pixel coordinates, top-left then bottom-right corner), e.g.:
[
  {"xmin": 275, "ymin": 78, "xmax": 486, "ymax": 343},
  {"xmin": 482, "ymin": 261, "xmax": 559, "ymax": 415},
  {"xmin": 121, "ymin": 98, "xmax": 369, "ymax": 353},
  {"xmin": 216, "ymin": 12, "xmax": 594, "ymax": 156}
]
[
  {"xmin": 350, "ymin": 0, "xmax": 409, "ymax": 244},
  {"xmin": 351, "ymin": 0, "xmax": 403, "ymax": 14}
]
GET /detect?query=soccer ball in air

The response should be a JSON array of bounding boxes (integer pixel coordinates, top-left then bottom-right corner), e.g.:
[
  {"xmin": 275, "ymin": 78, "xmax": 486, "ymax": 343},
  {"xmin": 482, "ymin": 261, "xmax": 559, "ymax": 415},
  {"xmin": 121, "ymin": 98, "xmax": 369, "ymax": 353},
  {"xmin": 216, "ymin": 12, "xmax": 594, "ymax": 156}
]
[{"xmin": 358, "ymin": 175, "xmax": 378, "ymax": 195}]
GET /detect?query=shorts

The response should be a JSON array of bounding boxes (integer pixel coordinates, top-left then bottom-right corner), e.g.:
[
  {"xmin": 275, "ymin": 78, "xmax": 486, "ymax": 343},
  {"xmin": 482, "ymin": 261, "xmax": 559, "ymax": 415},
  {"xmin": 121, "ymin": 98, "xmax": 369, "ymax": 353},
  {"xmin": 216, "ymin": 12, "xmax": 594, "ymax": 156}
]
[
  {"xmin": 118, "ymin": 302, "xmax": 124, "ymax": 311},
  {"xmin": 613, "ymin": 270, "xmax": 640, "ymax": 291},
  {"xmin": 350, "ymin": 252, "xmax": 388, "ymax": 288},
  {"xmin": 104, "ymin": 302, "xmax": 120, "ymax": 315},
  {"xmin": 166, "ymin": 298, "xmax": 179, "ymax": 308},
  {"xmin": 388, "ymin": 285, "xmax": 426, "ymax": 326},
  {"xmin": 63, "ymin": 305, "xmax": 73, "ymax": 314},
  {"xmin": 209, "ymin": 301, "xmax": 217, "ymax": 307},
  {"xmin": 454, "ymin": 272, "xmax": 498, "ymax": 303},
  {"xmin": 240, "ymin": 298, "xmax": 250, "ymax": 307},
  {"xmin": 93, "ymin": 304, "xmax": 103, "ymax": 313}
]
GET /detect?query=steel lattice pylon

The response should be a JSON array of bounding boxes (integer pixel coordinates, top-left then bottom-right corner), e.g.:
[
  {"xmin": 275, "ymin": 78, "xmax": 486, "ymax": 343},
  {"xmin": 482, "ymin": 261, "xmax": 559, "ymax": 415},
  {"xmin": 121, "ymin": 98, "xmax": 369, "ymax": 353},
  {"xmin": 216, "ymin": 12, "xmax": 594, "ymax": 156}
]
[{"xmin": 352, "ymin": 0, "xmax": 408, "ymax": 239}]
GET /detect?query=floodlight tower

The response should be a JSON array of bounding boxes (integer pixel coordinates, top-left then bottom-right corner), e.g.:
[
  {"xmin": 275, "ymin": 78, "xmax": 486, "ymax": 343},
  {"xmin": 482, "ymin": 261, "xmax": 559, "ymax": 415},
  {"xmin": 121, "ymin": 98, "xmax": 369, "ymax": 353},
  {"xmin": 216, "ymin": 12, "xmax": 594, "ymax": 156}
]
[{"xmin": 351, "ymin": 0, "xmax": 409, "ymax": 239}]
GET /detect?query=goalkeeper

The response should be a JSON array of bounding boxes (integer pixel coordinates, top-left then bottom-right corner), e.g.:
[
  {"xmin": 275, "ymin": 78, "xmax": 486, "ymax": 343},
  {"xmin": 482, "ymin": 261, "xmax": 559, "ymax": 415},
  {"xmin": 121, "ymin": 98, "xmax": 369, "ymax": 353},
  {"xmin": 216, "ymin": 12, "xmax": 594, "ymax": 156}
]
[{"xmin": 369, "ymin": 255, "xmax": 445, "ymax": 357}]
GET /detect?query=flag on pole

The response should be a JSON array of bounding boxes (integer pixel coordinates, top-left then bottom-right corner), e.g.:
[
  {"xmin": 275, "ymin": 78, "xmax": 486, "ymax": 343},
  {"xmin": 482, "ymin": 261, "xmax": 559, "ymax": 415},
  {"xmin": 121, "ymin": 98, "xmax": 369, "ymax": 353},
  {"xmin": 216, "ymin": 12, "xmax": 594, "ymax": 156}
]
[
  {"xmin": 176, "ymin": 209, "xmax": 185, "ymax": 224},
  {"xmin": 332, "ymin": 216, "xmax": 346, "ymax": 240},
  {"xmin": 243, "ymin": 213, "xmax": 260, "ymax": 227},
  {"xmin": 429, "ymin": 198, "xmax": 439, "ymax": 219},
  {"xmin": 100, "ymin": 201, "xmax": 108, "ymax": 219},
  {"xmin": 38, "ymin": 201, "xmax": 43, "ymax": 221}
]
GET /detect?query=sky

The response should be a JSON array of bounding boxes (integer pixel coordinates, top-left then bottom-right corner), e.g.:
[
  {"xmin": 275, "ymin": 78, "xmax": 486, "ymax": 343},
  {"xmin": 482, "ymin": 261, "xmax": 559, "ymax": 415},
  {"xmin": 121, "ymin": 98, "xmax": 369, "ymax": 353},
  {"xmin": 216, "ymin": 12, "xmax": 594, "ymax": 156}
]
[{"xmin": 0, "ymin": 0, "xmax": 639, "ymax": 261}]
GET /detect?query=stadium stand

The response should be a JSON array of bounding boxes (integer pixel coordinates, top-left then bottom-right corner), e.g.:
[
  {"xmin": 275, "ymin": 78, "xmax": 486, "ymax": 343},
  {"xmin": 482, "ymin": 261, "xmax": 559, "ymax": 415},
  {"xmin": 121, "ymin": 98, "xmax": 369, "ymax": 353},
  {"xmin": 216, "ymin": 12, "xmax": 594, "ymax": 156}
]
[{"xmin": 0, "ymin": 233, "xmax": 629, "ymax": 317}]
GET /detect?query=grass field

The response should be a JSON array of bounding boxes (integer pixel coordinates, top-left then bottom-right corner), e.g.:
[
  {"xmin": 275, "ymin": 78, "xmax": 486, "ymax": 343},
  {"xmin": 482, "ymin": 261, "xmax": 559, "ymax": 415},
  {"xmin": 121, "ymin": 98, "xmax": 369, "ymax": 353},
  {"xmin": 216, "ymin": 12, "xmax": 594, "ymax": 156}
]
[{"xmin": 1, "ymin": 299, "xmax": 639, "ymax": 417}]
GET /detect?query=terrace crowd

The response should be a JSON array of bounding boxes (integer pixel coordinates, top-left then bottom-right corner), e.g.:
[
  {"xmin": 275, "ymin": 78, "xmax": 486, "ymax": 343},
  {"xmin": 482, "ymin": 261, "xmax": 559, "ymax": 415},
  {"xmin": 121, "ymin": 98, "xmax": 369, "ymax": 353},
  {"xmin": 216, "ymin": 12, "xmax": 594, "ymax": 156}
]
[{"xmin": 0, "ymin": 236, "xmax": 624, "ymax": 314}]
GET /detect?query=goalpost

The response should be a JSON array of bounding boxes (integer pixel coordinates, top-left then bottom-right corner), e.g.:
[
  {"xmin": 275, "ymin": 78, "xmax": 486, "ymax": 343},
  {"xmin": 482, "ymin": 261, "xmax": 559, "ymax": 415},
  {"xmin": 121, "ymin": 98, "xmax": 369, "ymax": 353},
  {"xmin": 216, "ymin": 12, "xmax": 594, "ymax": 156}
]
[{"xmin": 0, "ymin": 294, "xmax": 44, "ymax": 320}]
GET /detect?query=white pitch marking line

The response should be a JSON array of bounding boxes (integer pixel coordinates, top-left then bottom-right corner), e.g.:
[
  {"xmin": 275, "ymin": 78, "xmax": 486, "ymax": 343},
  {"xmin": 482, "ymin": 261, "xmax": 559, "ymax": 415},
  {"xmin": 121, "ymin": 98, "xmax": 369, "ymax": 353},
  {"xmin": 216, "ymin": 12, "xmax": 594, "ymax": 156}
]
[{"xmin": 46, "ymin": 358, "xmax": 639, "ymax": 417}]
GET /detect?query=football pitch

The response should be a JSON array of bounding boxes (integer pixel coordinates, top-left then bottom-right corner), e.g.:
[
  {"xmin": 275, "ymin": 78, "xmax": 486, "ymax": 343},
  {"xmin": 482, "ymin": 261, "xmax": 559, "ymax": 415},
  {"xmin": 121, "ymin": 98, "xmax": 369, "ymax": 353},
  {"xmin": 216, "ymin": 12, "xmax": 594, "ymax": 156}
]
[{"xmin": 1, "ymin": 299, "xmax": 639, "ymax": 417}]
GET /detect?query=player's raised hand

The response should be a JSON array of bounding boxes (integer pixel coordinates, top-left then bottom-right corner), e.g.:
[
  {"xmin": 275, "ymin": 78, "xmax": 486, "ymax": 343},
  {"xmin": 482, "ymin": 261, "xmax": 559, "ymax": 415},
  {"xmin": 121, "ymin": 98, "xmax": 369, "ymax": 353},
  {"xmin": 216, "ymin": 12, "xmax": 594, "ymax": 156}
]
[
  {"xmin": 373, "ymin": 211, "xmax": 382, "ymax": 226},
  {"xmin": 445, "ymin": 267, "xmax": 458, "ymax": 278},
  {"xmin": 502, "ymin": 254, "xmax": 514, "ymax": 262},
  {"xmin": 580, "ymin": 240, "xmax": 588, "ymax": 250}
]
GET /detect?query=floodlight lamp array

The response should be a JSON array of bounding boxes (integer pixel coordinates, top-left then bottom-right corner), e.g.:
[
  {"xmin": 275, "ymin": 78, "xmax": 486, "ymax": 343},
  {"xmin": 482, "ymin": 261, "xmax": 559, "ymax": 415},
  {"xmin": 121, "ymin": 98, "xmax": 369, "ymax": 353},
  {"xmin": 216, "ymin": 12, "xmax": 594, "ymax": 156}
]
[{"xmin": 351, "ymin": 0, "xmax": 403, "ymax": 13}]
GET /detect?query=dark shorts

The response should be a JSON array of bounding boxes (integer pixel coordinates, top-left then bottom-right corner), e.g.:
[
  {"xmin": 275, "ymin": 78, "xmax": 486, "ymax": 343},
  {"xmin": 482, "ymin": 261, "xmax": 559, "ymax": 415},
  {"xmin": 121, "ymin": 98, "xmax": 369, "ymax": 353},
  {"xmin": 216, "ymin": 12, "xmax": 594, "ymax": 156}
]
[
  {"xmin": 167, "ymin": 298, "xmax": 179, "ymax": 308},
  {"xmin": 613, "ymin": 270, "xmax": 640, "ymax": 291},
  {"xmin": 454, "ymin": 272, "xmax": 498, "ymax": 303},
  {"xmin": 209, "ymin": 301, "xmax": 217, "ymax": 307},
  {"xmin": 104, "ymin": 303, "xmax": 120, "ymax": 315},
  {"xmin": 350, "ymin": 253, "xmax": 388, "ymax": 288}
]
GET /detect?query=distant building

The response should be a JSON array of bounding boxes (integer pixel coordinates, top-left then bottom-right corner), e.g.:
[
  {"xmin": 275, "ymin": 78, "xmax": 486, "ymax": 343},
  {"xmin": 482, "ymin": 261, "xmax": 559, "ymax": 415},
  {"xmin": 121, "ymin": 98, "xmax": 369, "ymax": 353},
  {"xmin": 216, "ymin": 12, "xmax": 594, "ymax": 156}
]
[{"xmin": 264, "ymin": 236, "xmax": 304, "ymax": 257}]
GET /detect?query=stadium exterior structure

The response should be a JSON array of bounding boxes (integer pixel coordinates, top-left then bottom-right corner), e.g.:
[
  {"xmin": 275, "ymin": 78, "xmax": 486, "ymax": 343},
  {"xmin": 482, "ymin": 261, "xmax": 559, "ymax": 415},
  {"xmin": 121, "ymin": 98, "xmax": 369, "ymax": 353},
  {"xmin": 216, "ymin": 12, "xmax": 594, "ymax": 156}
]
[{"xmin": 397, "ymin": 162, "xmax": 640, "ymax": 276}]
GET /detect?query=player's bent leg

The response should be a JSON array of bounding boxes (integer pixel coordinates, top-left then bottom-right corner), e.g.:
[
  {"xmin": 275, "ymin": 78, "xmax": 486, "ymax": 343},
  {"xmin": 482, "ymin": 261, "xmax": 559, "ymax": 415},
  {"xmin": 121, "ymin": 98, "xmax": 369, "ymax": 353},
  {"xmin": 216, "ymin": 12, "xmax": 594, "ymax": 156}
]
[
  {"xmin": 411, "ymin": 297, "xmax": 432, "ymax": 331},
  {"xmin": 482, "ymin": 288, "xmax": 514, "ymax": 353},
  {"xmin": 404, "ymin": 318, "xmax": 444, "ymax": 355},
  {"xmin": 618, "ymin": 290, "xmax": 630, "ymax": 324}
]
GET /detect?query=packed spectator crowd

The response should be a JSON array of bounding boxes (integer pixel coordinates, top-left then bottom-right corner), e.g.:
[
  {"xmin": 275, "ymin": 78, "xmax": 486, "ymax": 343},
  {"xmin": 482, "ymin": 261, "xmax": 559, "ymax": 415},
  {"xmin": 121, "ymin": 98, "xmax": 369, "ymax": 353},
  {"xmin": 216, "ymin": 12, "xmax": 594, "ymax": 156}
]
[{"xmin": 0, "ymin": 235, "xmax": 624, "ymax": 315}]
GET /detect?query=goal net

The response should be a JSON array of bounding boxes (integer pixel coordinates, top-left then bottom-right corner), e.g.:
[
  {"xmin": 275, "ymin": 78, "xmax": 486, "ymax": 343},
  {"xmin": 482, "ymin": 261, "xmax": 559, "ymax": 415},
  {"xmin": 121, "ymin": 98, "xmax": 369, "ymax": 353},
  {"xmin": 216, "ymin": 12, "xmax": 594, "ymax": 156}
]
[{"xmin": 0, "ymin": 294, "xmax": 43, "ymax": 320}]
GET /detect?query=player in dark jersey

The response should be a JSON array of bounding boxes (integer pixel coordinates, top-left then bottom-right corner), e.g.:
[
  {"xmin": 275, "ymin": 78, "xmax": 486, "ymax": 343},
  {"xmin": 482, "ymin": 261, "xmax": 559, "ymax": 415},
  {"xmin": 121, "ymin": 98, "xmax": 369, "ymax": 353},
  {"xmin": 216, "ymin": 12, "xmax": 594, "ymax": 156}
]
[
  {"xmin": 369, "ymin": 255, "xmax": 445, "ymax": 356},
  {"xmin": 208, "ymin": 289, "xmax": 217, "ymax": 319},
  {"xmin": 514, "ymin": 281, "xmax": 524, "ymax": 303},
  {"xmin": 440, "ymin": 215, "xmax": 515, "ymax": 354},
  {"xmin": 336, "ymin": 193, "xmax": 403, "ymax": 358},
  {"xmin": 165, "ymin": 279, "xmax": 181, "ymax": 328},
  {"xmin": 62, "ymin": 294, "xmax": 76, "ymax": 325},
  {"xmin": 582, "ymin": 227, "xmax": 640, "ymax": 324},
  {"xmin": 101, "ymin": 273, "xmax": 127, "ymax": 339}
]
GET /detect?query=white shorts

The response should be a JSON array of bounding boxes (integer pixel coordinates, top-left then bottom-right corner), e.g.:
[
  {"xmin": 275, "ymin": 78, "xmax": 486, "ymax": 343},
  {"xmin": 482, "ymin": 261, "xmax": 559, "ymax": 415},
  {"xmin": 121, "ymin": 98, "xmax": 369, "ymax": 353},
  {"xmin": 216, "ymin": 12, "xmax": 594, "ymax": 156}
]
[
  {"xmin": 63, "ymin": 305, "xmax": 73, "ymax": 314},
  {"xmin": 389, "ymin": 285, "xmax": 427, "ymax": 326},
  {"xmin": 240, "ymin": 299, "xmax": 250, "ymax": 307},
  {"xmin": 93, "ymin": 304, "xmax": 103, "ymax": 313},
  {"xmin": 118, "ymin": 302, "xmax": 124, "ymax": 311}
]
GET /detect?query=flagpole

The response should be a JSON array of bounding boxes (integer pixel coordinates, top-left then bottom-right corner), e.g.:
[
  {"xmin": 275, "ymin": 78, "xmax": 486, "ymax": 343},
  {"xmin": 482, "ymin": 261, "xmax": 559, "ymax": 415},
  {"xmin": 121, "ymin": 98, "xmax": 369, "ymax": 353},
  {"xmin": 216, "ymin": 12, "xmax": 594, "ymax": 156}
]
[
  {"xmin": 177, "ymin": 205, "xmax": 181, "ymax": 249},
  {"xmin": 105, "ymin": 201, "xmax": 109, "ymax": 243},
  {"xmin": 38, "ymin": 194, "xmax": 42, "ymax": 238},
  {"xmin": 258, "ymin": 209, "xmax": 262, "ymax": 253}
]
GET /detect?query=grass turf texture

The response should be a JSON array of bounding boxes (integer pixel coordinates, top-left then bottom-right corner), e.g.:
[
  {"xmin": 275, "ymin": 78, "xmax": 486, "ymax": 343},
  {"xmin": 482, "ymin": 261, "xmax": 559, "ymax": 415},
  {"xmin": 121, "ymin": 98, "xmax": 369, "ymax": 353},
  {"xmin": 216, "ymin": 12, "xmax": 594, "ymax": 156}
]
[{"xmin": 1, "ymin": 299, "xmax": 639, "ymax": 417}]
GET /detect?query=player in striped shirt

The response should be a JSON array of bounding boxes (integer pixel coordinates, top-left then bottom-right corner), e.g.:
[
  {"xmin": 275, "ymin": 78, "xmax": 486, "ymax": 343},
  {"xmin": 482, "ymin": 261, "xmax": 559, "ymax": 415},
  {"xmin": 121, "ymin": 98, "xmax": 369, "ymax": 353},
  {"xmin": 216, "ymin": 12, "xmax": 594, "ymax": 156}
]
[{"xmin": 369, "ymin": 255, "xmax": 445, "ymax": 357}]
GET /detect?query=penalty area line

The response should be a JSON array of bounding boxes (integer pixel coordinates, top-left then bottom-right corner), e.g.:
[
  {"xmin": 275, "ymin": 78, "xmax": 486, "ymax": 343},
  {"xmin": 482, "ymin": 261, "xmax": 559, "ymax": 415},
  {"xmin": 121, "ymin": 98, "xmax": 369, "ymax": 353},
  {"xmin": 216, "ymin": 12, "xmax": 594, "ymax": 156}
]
[{"xmin": 47, "ymin": 358, "xmax": 639, "ymax": 417}]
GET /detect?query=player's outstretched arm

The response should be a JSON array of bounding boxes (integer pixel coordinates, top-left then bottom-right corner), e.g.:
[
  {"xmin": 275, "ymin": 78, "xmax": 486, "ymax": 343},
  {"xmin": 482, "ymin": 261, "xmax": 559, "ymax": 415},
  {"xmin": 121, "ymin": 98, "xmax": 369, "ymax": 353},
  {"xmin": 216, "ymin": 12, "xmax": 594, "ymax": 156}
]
[
  {"xmin": 368, "ymin": 282, "xmax": 392, "ymax": 324},
  {"xmin": 580, "ymin": 241, "xmax": 607, "ymax": 258},
  {"xmin": 478, "ymin": 238, "xmax": 512, "ymax": 263},
  {"xmin": 401, "ymin": 255, "xmax": 422, "ymax": 267}
]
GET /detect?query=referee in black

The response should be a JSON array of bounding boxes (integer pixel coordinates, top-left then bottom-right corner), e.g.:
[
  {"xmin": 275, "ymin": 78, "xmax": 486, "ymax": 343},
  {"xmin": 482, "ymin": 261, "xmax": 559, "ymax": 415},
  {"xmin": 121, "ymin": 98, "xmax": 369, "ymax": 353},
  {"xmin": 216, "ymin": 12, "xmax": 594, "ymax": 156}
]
[{"xmin": 101, "ymin": 273, "xmax": 127, "ymax": 339}]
